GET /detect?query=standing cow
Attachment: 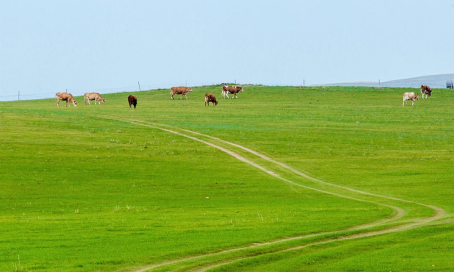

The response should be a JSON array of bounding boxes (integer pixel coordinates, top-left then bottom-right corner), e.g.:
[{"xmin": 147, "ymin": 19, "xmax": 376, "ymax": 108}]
[
  {"xmin": 205, "ymin": 93, "xmax": 218, "ymax": 106},
  {"xmin": 403, "ymin": 92, "xmax": 419, "ymax": 106},
  {"xmin": 222, "ymin": 85, "xmax": 243, "ymax": 99},
  {"xmin": 420, "ymin": 85, "xmax": 432, "ymax": 99},
  {"xmin": 84, "ymin": 92, "xmax": 105, "ymax": 105},
  {"xmin": 128, "ymin": 95, "xmax": 137, "ymax": 109},
  {"xmin": 170, "ymin": 87, "xmax": 192, "ymax": 100},
  {"xmin": 56, "ymin": 92, "xmax": 77, "ymax": 107}
]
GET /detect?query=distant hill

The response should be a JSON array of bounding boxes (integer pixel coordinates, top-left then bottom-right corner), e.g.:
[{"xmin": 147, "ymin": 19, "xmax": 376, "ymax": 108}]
[{"xmin": 321, "ymin": 74, "xmax": 454, "ymax": 88}]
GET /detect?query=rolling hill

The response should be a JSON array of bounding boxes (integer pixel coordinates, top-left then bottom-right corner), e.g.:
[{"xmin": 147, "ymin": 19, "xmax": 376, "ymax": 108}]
[
  {"xmin": 321, "ymin": 73, "xmax": 454, "ymax": 88},
  {"xmin": 1, "ymin": 86, "xmax": 453, "ymax": 271}
]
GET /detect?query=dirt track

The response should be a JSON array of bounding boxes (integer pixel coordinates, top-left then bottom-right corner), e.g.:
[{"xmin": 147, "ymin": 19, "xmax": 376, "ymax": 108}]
[{"xmin": 109, "ymin": 118, "xmax": 445, "ymax": 272}]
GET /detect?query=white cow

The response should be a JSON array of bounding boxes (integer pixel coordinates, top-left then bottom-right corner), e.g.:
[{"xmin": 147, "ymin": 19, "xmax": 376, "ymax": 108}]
[{"xmin": 403, "ymin": 92, "xmax": 419, "ymax": 106}]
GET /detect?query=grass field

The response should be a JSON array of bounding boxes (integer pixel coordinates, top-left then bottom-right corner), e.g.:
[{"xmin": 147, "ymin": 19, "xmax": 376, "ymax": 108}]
[{"xmin": 1, "ymin": 86, "xmax": 453, "ymax": 271}]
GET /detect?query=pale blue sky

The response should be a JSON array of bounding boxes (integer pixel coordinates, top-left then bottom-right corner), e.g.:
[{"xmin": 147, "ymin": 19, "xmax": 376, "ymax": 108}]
[{"xmin": 1, "ymin": 0, "xmax": 453, "ymax": 100}]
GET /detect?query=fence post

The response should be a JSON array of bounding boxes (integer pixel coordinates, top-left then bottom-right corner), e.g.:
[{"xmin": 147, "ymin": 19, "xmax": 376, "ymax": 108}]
[
  {"xmin": 18, "ymin": 91, "xmax": 20, "ymax": 101},
  {"xmin": 138, "ymin": 81, "xmax": 141, "ymax": 91}
]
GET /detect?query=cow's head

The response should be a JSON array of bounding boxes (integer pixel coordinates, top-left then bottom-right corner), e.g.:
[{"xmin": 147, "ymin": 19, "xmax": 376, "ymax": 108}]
[
  {"xmin": 237, "ymin": 86, "xmax": 243, "ymax": 92},
  {"xmin": 415, "ymin": 94, "xmax": 419, "ymax": 100},
  {"xmin": 188, "ymin": 88, "xmax": 193, "ymax": 92},
  {"xmin": 101, "ymin": 98, "xmax": 106, "ymax": 103},
  {"xmin": 72, "ymin": 99, "xmax": 77, "ymax": 107}
]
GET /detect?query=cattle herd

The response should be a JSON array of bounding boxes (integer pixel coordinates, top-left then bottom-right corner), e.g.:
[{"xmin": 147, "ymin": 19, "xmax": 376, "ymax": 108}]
[
  {"xmin": 55, "ymin": 84, "xmax": 434, "ymax": 108},
  {"xmin": 55, "ymin": 84, "xmax": 245, "ymax": 108}
]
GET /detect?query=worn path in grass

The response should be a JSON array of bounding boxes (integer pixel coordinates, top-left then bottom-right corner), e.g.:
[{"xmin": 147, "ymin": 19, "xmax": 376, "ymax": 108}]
[{"xmin": 107, "ymin": 117, "xmax": 445, "ymax": 272}]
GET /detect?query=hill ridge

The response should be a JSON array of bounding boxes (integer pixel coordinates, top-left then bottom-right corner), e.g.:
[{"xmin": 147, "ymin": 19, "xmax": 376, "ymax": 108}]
[{"xmin": 320, "ymin": 73, "xmax": 454, "ymax": 88}]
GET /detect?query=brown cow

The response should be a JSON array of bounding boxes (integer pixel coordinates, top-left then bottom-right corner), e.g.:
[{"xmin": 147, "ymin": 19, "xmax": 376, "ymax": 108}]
[
  {"xmin": 128, "ymin": 95, "xmax": 137, "ymax": 109},
  {"xmin": 222, "ymin": 85, "xmax": 243, "ymax": 99},
  {"xmin": 420, "ymin": 85, "xmax": 432, "ymax": 99},
  {"xmin": 84, "ymin": 92, "xmax": 105, "ymax": 105},
  {"xmin": 56, "ymin": 92, "xmax": 77, "ymax": 107},
  {"xmin": 403, "ymin": 92, "xmax": 418, "ymax": 106},
  {"xmin": 170, "ymin": 87, "xmax": 192, "ymax": 100},
  {"xmin": 205, "ymin": 93, "xmax": 218, "ymax": 106}
]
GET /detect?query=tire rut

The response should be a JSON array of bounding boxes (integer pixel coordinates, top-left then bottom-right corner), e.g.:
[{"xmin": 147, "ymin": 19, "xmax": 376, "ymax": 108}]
[{"xmin": 106, "ymin": 118, "xmax": 445, "ymax": 272}]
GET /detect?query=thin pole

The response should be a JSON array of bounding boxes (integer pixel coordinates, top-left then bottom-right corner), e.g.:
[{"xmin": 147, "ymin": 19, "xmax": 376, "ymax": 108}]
[
  {"xmin": 18, "ymin": 91, "xmax": 20, "ymax": 101},
  {"xmin": 138, "ymin": 81, "xmax": 141, "ymax": 91}
]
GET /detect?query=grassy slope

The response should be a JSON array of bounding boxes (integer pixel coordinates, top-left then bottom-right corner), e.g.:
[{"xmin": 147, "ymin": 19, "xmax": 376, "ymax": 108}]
[{"xmin": 0, "ymin": 86, "xmax": 453, "ymax": 271}]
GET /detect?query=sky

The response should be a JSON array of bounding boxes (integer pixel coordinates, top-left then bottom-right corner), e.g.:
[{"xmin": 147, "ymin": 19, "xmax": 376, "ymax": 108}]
[{"xmin": 1, "ymin": 0, "xmax": 453, "ymax": 101}]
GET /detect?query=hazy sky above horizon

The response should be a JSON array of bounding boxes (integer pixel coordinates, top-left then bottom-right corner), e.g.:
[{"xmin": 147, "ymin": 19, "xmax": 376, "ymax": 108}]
[{"xmin": 1, "ymin": 0, "xmax": 453, "ymax": 100}]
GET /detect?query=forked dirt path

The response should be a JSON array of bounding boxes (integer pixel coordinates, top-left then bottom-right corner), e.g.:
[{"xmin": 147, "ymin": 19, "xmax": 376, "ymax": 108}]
[{"xmin": 107, "ymin": 118, "xmax": 445, "ymax": 272}]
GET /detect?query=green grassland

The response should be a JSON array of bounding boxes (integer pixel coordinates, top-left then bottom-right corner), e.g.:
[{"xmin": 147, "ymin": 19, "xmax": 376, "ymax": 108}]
[{"xmin": 0, "ymin": 86, "xmax": 453, "ymax": 271}]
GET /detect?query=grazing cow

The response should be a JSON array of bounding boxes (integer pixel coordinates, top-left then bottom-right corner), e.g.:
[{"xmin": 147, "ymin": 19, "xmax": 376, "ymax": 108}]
[
  {"xmin": 222, "ymin": 85, "xmax": 243, "ymax": 99},
  {"xmin": 128, "ymin": 95, "xmax": 137, "ymax": 109},
  {"xmin": 170, "ymin": 87, "xmax": 192, "ymax": 100},
  {"xmin": 420, "ymin": 85, "xmax": 432, "ymax": 99},
  {"xmin": 205, "ymin": 93, "xmax": 218, "ymax": 106},
  {"xmin": 56, "ymin": 92, "xmax": 77, "ymax": 107},
  {"xmin": 403, "ymin": 92, "xmax": 419, "ymax": 106},
  {"xmin": 84, "ymin": 92, "xmax": 105, "ymax": 105}
]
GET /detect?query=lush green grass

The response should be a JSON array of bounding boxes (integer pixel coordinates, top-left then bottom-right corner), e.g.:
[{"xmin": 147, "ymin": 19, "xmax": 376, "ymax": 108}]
[{"xmin": 1, "ymin": 86, "xmax": 453, "ymax": 271}]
